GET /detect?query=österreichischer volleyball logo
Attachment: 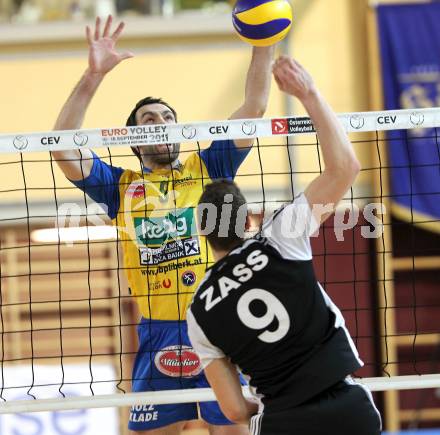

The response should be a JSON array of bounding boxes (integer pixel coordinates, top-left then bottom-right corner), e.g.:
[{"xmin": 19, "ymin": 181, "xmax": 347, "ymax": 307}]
[
  {"xmin": 73, "ymin": 132, "xmax": 88, "ymax": 147},
  {"xmin": 241, "ymin": 121, "xmax": 257, "ymax": 136},
  {"xmin": 182, "ymin": 126, "xmax": 197, "ymax": 140},
  {"xmin": 350, "ymin": 115, "xmax": 365, "ymax": 130},
  {"xmin": 154, "ymin": 345, "xmax": 202, "ymax": 377},
  {"xmin": 13, "ymin": 135, "xmax": 28, "ymax": 150}
]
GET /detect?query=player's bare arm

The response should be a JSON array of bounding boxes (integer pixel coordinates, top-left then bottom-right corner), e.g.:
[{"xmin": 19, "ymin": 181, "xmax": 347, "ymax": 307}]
[
  {"xmin": 230, "ymin": 46, "xmax": 275, "ymax": 149},
  {"xmin": 273, "ymin": 56, "xmax": 361, "ymax": 223},
  {"xmin": 204, "ymin": 358, "xmax": 258, "ymax": 424},
  {"xmin": 52, "ymin": 15, "xmax": 134, "ymax": 181}
]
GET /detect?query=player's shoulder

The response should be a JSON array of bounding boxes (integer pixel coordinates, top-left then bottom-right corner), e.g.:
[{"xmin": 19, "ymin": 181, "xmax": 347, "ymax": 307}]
[
  {"xmin": 182, "ymin": 151, "xmax": 204, "ymax": 173},
  {"xmin": 119, "ymin": 168, "xmax": 141, "ymax": 182},
  {"xmin": 200, "ymin": 239, "xmax": 271, "ymax": 289}
]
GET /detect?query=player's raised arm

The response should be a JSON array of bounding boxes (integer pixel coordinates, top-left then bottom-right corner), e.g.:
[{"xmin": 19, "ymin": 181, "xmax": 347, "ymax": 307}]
[
  {"xmin": 273, "ymin": 56, "xmax": 361, "ymax": 224},
  {"xmin": 230, "ymin": 46, "xmax": 275, "ymax": 149},
  {"xmin": 52, "ymin": 15, "xmax": 134, "ymax": 181}
]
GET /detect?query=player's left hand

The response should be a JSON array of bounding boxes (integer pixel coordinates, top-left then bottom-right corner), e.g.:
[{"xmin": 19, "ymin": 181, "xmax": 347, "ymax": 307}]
[
  {"xmin": 86, "ymin": 15, "xmax": 134, "ymax": 76},
  {"xmin": 273, "ymin": 56, "xmax": 317, "ymax": 101}
]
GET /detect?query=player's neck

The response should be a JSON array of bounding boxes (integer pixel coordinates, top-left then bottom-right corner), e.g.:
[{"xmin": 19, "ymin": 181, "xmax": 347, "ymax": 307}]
[
  {"xmin": 212, "ymin": 249, "xmax": 230, "ymax": 262},
  {"xmin": 212, "ymin": 240, "xmax": 244, "ymax": 262}
]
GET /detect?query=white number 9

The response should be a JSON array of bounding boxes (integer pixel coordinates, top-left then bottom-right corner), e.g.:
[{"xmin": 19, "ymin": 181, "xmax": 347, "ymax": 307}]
[{"xmin": 237, "ymin": 289, "xmax": 291, "ymax": 343}]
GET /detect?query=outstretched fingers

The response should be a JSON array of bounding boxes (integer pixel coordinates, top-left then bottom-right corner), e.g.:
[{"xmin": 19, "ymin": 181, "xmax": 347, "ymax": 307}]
[
  {"xmin": 94, "ymin": 16, "xmax": 101, "ymax": 40},
  {"xmin": 103, "ymin": 15, "xmax": 113, "ymax": 38},
  {"xmin": 85, "ymin": 25, "xmax": 92, "ymax": 45},
  {"xmin": 111, "ymin": 22, "xmax": 125, "ymax": 41}
]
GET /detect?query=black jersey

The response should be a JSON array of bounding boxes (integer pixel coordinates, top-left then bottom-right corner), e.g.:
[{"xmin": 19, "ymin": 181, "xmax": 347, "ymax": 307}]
[{"xmin": 187, "ymin": 194, "xmax": 363, "ymax": 409}]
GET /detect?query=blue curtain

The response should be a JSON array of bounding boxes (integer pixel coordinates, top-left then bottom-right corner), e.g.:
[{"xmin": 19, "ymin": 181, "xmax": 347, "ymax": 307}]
[{"xmin": 377, "ymin": 3, "xmax": 440, "ymax": 228}]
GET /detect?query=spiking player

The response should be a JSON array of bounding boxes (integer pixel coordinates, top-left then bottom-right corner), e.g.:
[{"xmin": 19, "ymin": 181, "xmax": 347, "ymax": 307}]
[
  {"xmin": 187, "ymin": 56, "xmax": 382, "ymax": 435},
  {"xmin": 50, "ymin": 15, "xmax": 273, "ymax": 435}
]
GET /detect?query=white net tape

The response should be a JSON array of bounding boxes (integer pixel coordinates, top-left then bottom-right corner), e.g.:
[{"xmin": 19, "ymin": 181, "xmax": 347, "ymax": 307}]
[{"xmin": 0, "ymin": 107, "xmax": 436, "ymax": 154}]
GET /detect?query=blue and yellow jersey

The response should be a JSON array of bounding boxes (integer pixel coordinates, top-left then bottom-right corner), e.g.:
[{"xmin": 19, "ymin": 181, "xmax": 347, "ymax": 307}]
[{"xmin": 72, "ymin": 140, "xmax": 250, "ymax": 320}]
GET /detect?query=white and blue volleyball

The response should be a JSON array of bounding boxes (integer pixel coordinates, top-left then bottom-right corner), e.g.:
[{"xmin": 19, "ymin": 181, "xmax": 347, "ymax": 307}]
[{"xmin": 232, "ymin": 0, "xmax": 292, "ymax": 47}]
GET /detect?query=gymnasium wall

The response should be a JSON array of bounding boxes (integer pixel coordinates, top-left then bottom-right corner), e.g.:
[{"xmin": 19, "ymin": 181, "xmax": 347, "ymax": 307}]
[{"xmin": 0, "ymin": 0, "xmax": 372, "ymax": 204}]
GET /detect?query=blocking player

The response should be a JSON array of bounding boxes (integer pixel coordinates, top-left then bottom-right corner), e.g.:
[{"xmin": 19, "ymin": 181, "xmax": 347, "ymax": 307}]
[
  {"xmin": 51, "ymin": 15, "xmax": 273, "ymax": 435},
  {"xmin": 187, "ymin": 56, "xmax": 382, "ymax": 435}
]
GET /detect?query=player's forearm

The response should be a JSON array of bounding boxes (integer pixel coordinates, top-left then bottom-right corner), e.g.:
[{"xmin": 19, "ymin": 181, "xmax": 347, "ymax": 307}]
[
  {"xmin": 230, "ymin": 46, "xmax": 274, "ymax": 119},
  {"xmin": 51, "ymin": 70, "xmax": 103, "ymax": 179},
  {"xmin": 54, "ymin": 69, "xmax": 104, "ymax": 131},
  {"xmin": 302, "ymin": 91, "xmax": 360, "ymax": 175},
  {"xmin": 242, "ymin": 46, "xmax": 274, "ymax": 117}
]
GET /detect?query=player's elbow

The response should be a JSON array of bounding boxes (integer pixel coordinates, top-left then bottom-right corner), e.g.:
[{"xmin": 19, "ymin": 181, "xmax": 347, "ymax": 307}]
[
  {"xmin": 223, "ymin": 407, "xmax": 249, "ymax": 424},
  {"xmin": 331, "ymin": 155, "xmax": 361, "ymax": 183},
  {"xmin": 347, "ymin": 156, "xmax": 361, "ymax": 182},
  {"xmin": 220, "ymin": 402, "xmax": 250, "ymax": 424}
]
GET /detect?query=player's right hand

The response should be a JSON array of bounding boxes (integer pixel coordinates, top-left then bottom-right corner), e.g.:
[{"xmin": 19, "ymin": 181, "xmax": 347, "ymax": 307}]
[
  {"xmin": 86, "ymin": 15, "xmax": 134, "ymax": 76},
  {"xmin": 273, "ymin": 56, "xmax": 317, "ymax": 102}
]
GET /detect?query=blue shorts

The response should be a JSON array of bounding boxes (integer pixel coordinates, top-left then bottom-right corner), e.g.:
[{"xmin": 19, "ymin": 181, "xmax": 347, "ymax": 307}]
[{"xmin": 128, "ymin": 319, "xmax": 238, "ymax": 431}]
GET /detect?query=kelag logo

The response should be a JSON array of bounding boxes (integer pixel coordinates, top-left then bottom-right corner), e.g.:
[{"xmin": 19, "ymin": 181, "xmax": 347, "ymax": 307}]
[{"xmin": 134, "ymin": 208, "xmax": 194, "ymax": 246}]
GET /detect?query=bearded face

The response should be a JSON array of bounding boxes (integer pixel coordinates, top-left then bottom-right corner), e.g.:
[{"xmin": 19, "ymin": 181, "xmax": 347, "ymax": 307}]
[
  {"xmin": 141, "ymin": 142, "xmax": 181, "ymax": 165},
  {"xmin": 132, "ymin": 103, "xmax": 181, "ymax": 167}
]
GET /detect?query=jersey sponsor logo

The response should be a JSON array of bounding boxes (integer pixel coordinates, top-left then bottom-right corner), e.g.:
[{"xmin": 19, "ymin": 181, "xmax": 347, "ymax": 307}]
[
  {"xmin": 127, "ymin": 183, "xmax": 146, "ymax": 198},
  {"xmin": 200, "ymin": 250, "xmax": 269, "ymax": 311},
  {"xmin": 139, "ymin": 237, "xmax": 200, "ymax": 266},
  {"xmin": 129, "ymin": 404, "xmax": 159, "ymax": 423},
  {"xmin": 154, "ymin": 345, "xmax": 202, "ymax": 377},
  {"xmin": 146, "ymin": 279, "xmax": 172, "ymax": 291},
  {"xmin": 135, "ymin": 208, "xmax": 194, "ymax": 246},
  {"xmin": 173, "ymin": 175, "xmax": 196, "ymax": 189},
  {"xmin": 182, "ymin": 271, "xmax": 196, "ymax": 287},
  {"xmin": 141, "ymin": 258, "xmax": 203, "ymax": 277}
]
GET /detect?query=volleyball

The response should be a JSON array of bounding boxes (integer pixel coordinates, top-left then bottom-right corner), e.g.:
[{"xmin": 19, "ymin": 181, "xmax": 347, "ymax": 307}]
[{"xmin": 232, "ymin": 0, "xmax": 293, "ymax": 47}]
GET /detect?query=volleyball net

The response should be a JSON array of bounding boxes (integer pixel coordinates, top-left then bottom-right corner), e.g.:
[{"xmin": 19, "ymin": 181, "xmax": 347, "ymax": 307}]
[{"xmin": 0, "ymin": 107, "xmax": 440, "ymax": 414}]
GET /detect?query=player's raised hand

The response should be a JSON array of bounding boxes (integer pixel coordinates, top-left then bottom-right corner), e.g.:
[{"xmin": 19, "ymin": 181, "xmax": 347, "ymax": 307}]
[
  {"xmin": 86, "ymin": 15, "xmax": 134, "ymax": 75},
  {"xmin": 273, "ymin": 56, "xmax": 317, "ymax": 101}
]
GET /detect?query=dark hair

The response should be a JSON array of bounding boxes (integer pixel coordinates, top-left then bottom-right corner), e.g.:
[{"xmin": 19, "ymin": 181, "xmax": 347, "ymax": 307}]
[
  {"xmin": 126, "ymin": 96, "xmax": 178, "ymax": 163},
  {"xmin": 198, "ymin": 180, "xmax": 248, "ymax": 251}
]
